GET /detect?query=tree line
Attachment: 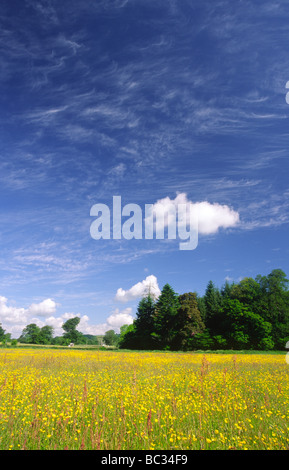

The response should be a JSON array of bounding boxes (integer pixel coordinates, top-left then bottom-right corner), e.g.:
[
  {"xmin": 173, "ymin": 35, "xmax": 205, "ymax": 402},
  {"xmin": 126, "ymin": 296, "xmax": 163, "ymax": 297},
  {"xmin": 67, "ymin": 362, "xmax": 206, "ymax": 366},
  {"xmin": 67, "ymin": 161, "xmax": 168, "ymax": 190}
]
[
  {"xmin": 0, "ymin": 268, "xmax": 288, "ymax": 351},
  {"xmin": 0, "ymin": 317, "xmax": 100, "ymax": 346},
  {"xmin": 118, "ymin": 268, "xmax": 289, "ymax": 351}
]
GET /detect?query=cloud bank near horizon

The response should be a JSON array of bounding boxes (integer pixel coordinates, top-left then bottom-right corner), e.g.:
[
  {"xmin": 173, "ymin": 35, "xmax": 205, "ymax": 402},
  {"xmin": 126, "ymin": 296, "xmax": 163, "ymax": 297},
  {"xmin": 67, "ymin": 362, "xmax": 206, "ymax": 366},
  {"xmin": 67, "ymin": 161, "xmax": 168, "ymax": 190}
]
[
  {"xmin": 0, "ymin": 295, "xmax": 134, "ymax": 338},
  {"xmin": 0, "ymin": 274, "xmax": 161, "ymax": 338}
]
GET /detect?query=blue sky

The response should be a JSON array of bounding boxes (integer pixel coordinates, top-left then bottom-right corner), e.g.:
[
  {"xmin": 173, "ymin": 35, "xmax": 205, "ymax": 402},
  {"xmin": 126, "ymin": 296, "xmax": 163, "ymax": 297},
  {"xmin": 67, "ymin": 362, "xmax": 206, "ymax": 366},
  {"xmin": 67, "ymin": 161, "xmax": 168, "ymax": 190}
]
[{"xmin": 0, "ymin": 0, "xmax": 289, "ymax": 338}]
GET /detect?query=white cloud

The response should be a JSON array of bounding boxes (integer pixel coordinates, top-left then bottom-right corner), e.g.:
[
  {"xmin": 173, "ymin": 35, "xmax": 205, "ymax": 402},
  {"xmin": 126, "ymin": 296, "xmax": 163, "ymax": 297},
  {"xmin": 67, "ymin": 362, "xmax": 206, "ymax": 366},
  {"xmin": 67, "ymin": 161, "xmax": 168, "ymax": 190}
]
[
  {"xmin": 145, "ymin": 192, "xmax": 239, "ymax": 236},
  {"xmin": 0, "ymin": 296, "xmax": 27, "ymax": 325},
  {"xmin": 0, "ymin": 295, "xmax": 135, "ymax": 338},
  {"xmin": 0, "ymin": 296, "xmax": 75, "ymax": 337},
  {"xmin": 0, "ymin": 297, "xmax": 57, "ymax": 325},
  {"xmin": 196, "ymin": 200, "xmax": 240, "ymax": 235},
  {"xmin": 27, "ymin": 298, "xmax": 57, "ymax": 317},
  {"xmin": 115, "ymin": 274, "xmax": 161, "ymax": 303},
  {"xmin": 107, "ymin": 308, "xmax": 134, "ymax": 329}
]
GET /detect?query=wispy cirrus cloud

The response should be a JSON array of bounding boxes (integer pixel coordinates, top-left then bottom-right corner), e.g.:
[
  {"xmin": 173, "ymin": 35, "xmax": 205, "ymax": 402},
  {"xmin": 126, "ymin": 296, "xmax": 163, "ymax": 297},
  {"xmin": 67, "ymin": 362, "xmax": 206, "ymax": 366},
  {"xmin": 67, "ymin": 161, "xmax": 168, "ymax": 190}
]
[{"xmin": 0, "ymin": 0, "xmax": 289, "ymax": 337}]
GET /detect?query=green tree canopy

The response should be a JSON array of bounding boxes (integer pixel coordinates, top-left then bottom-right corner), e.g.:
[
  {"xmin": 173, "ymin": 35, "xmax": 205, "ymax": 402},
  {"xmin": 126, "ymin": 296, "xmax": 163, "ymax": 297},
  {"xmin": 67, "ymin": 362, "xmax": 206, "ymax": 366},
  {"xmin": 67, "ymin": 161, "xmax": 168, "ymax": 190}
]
[
  {"xmin": 217, "ymin": 298, "xmax": 274, "ymax": 350},
  {"xmin": 103, "ymin": 329, "xmax": 118, "ymax": 346},
  {"xmin": 230, "ymin": 277, "xmax": 261, "ymax": 306},
  {"xmin": 18, "ymin": 323, "xmax": 41, "ymax": 344},
  {"xmin": 171, "ymin": 292, "xmax": 205, "ymax": 351},
  {"xmin": 118, "ymin": 323, "xmax": 138, "ymax": 349},
  {"xmin": 0, "ymin": 323, "xmax": 6, "ymax": 342},
  {"xmin": 38, "ymin": 325, "xmax": 54, "ymax": 344},
  {"xmin": 62, "ymin": 317, "xmax": 85, "ymax": 344},
  {"xmin": 221, "ymin": 280, "xmax": 235, "ymax": 299}
]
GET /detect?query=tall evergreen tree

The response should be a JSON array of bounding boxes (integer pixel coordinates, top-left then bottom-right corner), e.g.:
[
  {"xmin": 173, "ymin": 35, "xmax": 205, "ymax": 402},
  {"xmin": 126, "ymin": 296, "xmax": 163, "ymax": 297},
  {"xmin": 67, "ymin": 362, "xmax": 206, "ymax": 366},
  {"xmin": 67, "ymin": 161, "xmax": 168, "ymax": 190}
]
[
  {"xmin": 119, "ymin": 295, "xmax": 156, "ymax": 350},
  {"xmin": 152, "ymin": 283, "xmax": 180, "ymax": 350},
  {"xmin": 204, "ymin": 280, "xmax": 222, "ymax": 333},
  {"xmin": 221, "ymin": 280, "xmax": 234, "ymax": 299},
  {"xmin": 133, "ymin": 294, "xmax": 155, "ymax": 349}
]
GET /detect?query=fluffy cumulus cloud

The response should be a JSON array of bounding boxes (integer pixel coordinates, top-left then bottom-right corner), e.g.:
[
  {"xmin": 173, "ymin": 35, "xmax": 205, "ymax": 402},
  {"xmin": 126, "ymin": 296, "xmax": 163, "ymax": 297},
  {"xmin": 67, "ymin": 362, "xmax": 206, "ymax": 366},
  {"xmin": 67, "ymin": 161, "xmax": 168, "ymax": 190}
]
[
  {"xmin": 0, "ymin": 296, "xmax": 72, "ymax": 337},
  {"xmin": 27, "ymin": 298, "xmax": 57, "ymax": 317},
  {"xmin": 69, "ymin": 308, "xmax": 134, "ymax": 336},
  {"xmin": 0, "ymin": 274, "xmax": 160, "ymax": 339},
  {"xmin": 0, "ymin": 297, "xmax": 58, "ymax": 325},
  {"xmin": 0, "ymin": 296, "xmax": 27, "ymax": 326},
  {"xmin": 115, "ymin": 274, "xmax": 161, "ymax": 303},
  {"xmin": 106, "ymin": 308, "xmax": 134, "ymax": 329},
  {"xmin": 145, "ymin": 193, "xmax": 239, "ymax": 236},
  {"xmin": 196, "ymin": 200, "xmax": 240, "ymax": 235}
]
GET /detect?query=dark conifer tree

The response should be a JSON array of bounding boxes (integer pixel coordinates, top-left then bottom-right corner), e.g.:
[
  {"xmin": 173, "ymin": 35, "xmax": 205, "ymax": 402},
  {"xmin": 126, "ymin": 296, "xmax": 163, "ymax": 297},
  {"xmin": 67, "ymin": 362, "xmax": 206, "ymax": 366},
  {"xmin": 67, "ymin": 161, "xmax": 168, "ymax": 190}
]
[
  {"xmin": 133, "ymin": 294, "xmax": 155, "ymax": 349},
  {"xmin": 204, "ymin": 280, "xmax": 222, "ymax": 334},
  {"xmin": 152, "ymin": 283, "xmax": 180, "ymax": 350}
]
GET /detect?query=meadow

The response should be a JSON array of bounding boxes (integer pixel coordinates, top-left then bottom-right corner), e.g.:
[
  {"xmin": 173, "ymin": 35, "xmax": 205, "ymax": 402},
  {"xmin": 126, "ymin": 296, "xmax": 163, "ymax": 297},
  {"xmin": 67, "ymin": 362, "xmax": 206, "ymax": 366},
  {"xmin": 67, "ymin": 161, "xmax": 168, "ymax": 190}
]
[{"xmin": 0, "ymin": 348, "xmax": 288, "ymax": 450}]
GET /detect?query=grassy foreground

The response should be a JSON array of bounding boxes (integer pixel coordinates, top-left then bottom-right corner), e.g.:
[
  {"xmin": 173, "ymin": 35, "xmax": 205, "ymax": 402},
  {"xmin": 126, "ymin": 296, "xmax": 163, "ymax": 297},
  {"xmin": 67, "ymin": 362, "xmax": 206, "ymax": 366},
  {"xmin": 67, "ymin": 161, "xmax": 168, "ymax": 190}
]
[{"xmin": 0, "ymin": 348, "xmax": 288, "ymax": 450}]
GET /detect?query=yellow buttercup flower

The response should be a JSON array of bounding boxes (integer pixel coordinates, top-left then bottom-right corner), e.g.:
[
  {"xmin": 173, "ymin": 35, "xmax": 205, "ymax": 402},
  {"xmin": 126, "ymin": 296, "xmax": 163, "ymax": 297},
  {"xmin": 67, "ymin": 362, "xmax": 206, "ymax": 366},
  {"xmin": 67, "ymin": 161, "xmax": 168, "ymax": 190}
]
[{"xmin": 0, "ymin": 349, "xmax": 288, "ymax": 450}]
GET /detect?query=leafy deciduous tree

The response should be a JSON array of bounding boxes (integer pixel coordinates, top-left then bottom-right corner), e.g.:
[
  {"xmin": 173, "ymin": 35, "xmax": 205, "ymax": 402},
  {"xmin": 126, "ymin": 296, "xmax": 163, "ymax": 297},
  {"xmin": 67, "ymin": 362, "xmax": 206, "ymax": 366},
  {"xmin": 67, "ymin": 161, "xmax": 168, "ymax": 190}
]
[
  {"xmin": 103, "ymin": 329, "xmax": 118, "ymax": 346},
  {"xmin": 19, "ymin": 324, "xmax": 41, "ymax": 344},
  {"xmin": 171, "ymin": 292, "xmax": 205, "ymax": 351},
  {"xmin": 38, "ymin": 325, "xmax": 54, "ymax": 344},
  {"xmin": 62, "ymin": 317, "xmax": 85, "ymax": 344},
  {"xmin": 0, "ymin": 323, "xmax": 6, "ymax": 342},
  {"xmin": 218, "ymin": 298, "xmax": 274, "ymax": 350}
]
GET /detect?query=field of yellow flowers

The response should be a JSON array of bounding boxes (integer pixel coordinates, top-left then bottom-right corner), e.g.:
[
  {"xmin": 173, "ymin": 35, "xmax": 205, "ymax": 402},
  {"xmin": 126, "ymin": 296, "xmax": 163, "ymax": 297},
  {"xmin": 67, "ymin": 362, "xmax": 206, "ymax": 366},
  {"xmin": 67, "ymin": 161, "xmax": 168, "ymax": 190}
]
[{"xmin": 0, "ymin": 348, "xmax": 288, "ymax": 450}]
